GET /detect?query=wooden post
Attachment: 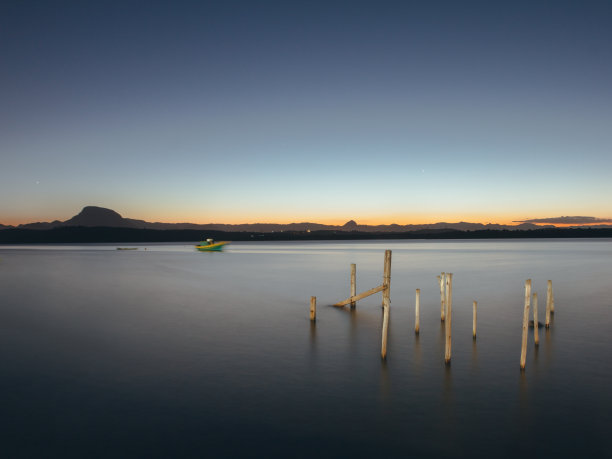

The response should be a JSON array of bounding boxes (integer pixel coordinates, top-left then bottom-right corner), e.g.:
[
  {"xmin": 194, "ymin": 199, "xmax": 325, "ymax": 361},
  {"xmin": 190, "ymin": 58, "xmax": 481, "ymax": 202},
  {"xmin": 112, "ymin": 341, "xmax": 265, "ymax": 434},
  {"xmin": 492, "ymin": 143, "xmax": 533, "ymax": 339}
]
[
  {"xmin": 381, "ymin": 295, "xmax": 389, "ymax": 360},
  {"xmin": 333, "ymin": 250, "xmax": 391, "ymax": 312},
  {"xmin": 415, "ymin": 289, "xmax": 420, "ymax": 334},
  {"xmin": 444, "ymin": 273, "xmax": 453, "ymax": 364},
  {"xmin": 550, "ymin": 281, "xmax": 555, "ymax": 313},
  {"xmin": 382, "ymin": 250, "xmax": 391, "ymax": 308},
  {"xmin": 310, "ymin": 296, "xmax": 316, "ymax": 322},
  {"xmin": 350, "ymin": 264, "xmax": 356, "ymax": 309},
  {"xmin": 473, "ymin": 300, "xmax": 477, "ymax": 339},
  {"xmin": 381, "ymin": 250, "xmax": 391, "ymax": 360},
  {"xmin": 545, "ymin": 280, "xmax": 552, "ymax": 328},
  {"xmin": 520, "ymin": 279, "xmax": 531, "ymax": 370},
  {"xmin": 438, "ymin": 273, "xmax": 446, "ymax": 321},
  {"xmin": 533, "ymin": 292, "xmax": 539, "ymax": 346}
]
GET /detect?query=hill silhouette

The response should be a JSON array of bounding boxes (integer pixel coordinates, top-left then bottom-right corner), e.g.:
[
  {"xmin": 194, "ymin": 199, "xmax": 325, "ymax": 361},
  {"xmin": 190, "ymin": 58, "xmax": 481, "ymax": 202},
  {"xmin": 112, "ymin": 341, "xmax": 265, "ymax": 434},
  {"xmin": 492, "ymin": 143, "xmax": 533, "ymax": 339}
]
[{"xmin": 62, "ymin": 206, "xmax": 137, "ymax": 227}]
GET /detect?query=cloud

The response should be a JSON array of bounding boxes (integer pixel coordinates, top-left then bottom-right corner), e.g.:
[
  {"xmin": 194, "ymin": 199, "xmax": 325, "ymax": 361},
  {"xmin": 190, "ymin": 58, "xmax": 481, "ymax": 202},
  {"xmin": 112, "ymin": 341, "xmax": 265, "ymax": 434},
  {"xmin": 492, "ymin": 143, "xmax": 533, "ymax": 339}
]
[{"xmin": 513, "ymin": 216, "xmax": 612, "ymax": 224}]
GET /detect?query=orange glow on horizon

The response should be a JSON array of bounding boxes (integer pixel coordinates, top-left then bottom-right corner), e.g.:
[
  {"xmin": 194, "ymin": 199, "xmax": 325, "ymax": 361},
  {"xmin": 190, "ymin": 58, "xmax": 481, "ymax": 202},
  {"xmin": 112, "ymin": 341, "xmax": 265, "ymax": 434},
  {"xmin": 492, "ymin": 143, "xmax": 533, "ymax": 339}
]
[
  {"xmin": 127, "ymin": 211, "xmax": 524, "ymax": 226},
  {"xmin": 3, "ymin": 207, "xmax": 609, "ymax": 228},
  {"xmin": 0, "ymin": 214, "xmax": 554, "ymax": 227}
]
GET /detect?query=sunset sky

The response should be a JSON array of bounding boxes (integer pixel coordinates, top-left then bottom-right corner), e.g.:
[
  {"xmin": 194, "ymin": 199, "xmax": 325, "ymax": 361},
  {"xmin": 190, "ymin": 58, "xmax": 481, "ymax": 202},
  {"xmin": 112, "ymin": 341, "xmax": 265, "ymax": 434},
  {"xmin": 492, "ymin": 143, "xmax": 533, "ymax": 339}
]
[{"xmin": 2, "ymin": 1, "xmax": 611, "ymax": 226}]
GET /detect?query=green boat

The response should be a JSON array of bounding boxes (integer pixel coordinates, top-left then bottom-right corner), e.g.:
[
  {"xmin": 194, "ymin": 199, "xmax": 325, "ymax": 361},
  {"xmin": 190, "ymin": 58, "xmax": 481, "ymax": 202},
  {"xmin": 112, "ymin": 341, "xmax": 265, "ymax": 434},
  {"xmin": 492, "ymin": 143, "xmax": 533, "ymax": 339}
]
[{"xmin": 196, "ymin": 238, "xmax": 230, "ymax": 251}]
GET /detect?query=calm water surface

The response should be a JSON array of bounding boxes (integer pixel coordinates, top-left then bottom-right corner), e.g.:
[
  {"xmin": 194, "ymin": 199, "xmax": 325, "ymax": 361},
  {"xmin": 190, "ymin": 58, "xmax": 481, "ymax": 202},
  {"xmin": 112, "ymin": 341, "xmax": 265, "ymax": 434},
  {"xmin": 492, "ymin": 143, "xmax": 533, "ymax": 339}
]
[{"xmin": 1, "ymin": 240, "xmax": 610, "ymax": 457}]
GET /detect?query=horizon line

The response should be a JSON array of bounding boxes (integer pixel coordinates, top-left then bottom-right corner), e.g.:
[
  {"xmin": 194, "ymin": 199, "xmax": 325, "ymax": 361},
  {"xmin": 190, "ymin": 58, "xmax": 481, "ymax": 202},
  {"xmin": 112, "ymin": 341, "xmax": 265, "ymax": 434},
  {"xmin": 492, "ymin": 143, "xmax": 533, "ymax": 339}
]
[{"xmin": 2, "ymin": 206, "xmax": 611, "ymax": 228}]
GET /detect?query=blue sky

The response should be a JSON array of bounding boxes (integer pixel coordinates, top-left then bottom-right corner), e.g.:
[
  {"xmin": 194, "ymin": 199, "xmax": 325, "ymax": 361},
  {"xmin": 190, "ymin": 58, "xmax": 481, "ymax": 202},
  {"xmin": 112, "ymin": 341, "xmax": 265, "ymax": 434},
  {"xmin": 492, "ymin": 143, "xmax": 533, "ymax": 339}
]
[{"xmin": 1, "ymin": 0, "xmax": 611, "ymax": 225}]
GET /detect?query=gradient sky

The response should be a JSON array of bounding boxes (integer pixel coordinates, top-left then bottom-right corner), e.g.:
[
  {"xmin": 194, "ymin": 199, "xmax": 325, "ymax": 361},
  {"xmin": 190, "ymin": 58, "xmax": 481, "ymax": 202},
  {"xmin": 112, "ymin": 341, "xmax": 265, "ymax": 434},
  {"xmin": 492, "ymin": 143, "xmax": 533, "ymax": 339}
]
[{"xmin": 1, "ymin": 0, "xmax": 611, "ymax": 225}]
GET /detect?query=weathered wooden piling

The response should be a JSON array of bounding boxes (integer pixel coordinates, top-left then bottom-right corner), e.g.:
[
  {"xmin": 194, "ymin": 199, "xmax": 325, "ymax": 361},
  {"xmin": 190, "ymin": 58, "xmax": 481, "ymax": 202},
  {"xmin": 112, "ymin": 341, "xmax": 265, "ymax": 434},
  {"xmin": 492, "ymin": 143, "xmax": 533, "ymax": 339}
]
[
  {"xmin": 334, "ymin": 251, "xmax": 391, "ymax": 307},
  {"xmin": 381, "ymin": 295, "xmax": 389, "ymax": 360},
  {"xmin": 545, "ymin": 280, "xmax": 552, "ymax": 328},
  {"xmin": 415, "ymin": 289, "xmax": 421, "ymax": 334},
  {"xmin": 550, "ymin": 281, "xmax": 555, "ymax": 313},
  {"xmin": 473, "ymin": 300, "xmax": 477, "ymax": 339},
  {"xmin": 350, "ymin": 264, "xmax": 356, "ymax": 309},
  {"xmin": 438, "ymin": 273, "xmax": 446, "ymax": 321},
  {"xmin": 328, "ymin": 250, "xmax": 393, "ymax": 358},
  {"xmin": 310, "ymin": 296, "xmax": 316, "ymax": 322},
  {"xmin": 533, "ymin": 292, "xmax": 539, "ymax": 346},
  {"xmin": 381, "ymin": 250, "xmax": 392, "ymax": 359},
  {"xmin": 382, "ymin": 250, "xmax": 391, "ymax": 308},
  {"xmin": 520, "ymin": 280, "xmax": 531, "ymax": 370},
  {"xmin": 444, "ymin": 273, "xmax": 453, "ymax": 364}
]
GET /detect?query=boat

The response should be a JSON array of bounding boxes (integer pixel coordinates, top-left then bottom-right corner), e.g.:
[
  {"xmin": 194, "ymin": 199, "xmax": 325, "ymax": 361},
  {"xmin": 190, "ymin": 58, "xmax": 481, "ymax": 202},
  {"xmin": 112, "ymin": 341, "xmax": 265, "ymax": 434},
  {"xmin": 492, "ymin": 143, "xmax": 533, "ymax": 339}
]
[
  {"xmin": 117, "ymin": 247, "xmax": 138, "ymax": 250},
  {"xmin": 196, "ymin": 238, "xmax": 230, "ymax": 251}
]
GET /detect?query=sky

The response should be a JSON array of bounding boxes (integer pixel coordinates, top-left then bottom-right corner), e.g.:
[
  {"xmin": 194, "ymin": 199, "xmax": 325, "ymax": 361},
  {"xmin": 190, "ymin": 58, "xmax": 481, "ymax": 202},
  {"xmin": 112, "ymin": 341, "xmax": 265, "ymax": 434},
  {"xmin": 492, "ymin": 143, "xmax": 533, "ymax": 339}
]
[{"xmin": 1, "ymin": 0, "xmax": 611, "ymax": 225}]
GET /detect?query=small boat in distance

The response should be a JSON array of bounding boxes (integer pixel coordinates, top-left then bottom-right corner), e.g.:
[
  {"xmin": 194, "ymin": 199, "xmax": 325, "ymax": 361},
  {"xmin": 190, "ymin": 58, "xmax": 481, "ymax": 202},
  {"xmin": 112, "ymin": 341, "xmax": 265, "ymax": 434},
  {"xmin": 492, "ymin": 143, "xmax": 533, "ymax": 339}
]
[{"xmin": 196, "ymin": 238, "xmax": 230, "ymax": 251}]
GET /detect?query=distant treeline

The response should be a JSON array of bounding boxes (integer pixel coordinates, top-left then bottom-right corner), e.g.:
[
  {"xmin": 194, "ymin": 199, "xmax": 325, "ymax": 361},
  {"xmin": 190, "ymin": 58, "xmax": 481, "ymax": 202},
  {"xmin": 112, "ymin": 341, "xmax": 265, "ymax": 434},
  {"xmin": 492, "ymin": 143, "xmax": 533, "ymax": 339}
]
[{"xmin": 1, "ymin": 226, "xmax": 612, "ymax": 243}]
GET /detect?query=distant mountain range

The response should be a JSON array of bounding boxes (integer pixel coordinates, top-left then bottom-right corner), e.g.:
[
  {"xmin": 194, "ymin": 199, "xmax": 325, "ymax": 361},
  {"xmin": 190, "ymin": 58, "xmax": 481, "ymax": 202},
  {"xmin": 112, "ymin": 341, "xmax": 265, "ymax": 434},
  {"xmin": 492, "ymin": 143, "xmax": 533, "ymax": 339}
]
[{"xmin": 0, "ymin": 205, "xmax": 569, "ymax": 233}]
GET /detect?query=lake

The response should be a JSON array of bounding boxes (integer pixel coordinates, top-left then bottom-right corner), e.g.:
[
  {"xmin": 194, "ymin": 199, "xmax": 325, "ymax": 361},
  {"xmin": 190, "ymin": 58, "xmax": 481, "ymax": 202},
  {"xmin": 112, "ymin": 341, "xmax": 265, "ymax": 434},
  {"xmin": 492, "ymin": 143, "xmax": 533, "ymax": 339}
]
[{"xmin": 1, "ymin": 239, "xmax": 610, "ymax": 458}]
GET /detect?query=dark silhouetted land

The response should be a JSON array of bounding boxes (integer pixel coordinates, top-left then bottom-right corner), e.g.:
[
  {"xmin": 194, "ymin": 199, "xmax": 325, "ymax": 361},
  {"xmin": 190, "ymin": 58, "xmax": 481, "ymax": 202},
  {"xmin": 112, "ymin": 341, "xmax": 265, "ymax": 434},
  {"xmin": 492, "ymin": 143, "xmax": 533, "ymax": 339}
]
[
  {"xmin": 2, "ymin": 206, "xmax": 612, "ymax": 243},
  {"xmin": 1, "ymin": 226, "xmax": 612, "ymax": 243}
]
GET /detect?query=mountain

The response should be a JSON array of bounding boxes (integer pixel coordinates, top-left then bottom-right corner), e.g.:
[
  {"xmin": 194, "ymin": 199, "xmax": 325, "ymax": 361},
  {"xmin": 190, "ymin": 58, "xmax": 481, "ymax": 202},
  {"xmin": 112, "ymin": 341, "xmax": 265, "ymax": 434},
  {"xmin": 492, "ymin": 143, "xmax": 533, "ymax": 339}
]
[
  {"xmin": 62, "ymin": 206, "xmax": 138, "ymax": 228},
  {"xmin": 343, "ymin": 220, "xmax": 358, "ymax": 230},
  {"xmin": 7, "ymin": 206, "xmax": 557, "ymax": 232}
]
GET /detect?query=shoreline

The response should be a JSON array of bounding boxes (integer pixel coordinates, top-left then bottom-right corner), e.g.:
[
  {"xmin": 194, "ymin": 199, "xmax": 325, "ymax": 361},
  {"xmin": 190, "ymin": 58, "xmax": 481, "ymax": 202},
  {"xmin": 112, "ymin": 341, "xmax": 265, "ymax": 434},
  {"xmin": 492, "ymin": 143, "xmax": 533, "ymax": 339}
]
[{"xmin": 1, "ymin": 226, "xmax": 612, "ymax": 244}]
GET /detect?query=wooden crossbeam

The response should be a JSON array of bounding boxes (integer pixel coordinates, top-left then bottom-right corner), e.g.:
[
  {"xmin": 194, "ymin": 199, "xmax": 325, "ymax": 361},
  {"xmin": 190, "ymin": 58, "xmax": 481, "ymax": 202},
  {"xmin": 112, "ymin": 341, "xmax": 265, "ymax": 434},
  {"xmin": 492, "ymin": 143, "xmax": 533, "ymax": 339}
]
[{"xmin": 333, "ymin": 284, "xmax": 385, "ymax": 307}]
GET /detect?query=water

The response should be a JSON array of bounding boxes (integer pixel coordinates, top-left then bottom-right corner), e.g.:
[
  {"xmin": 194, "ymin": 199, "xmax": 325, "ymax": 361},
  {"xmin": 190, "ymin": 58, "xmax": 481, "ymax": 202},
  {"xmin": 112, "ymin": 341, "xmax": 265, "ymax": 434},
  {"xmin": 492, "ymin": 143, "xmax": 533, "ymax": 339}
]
[{"xmin": 1, "ymin": 240, "xmax": 610, "ymax": 457}]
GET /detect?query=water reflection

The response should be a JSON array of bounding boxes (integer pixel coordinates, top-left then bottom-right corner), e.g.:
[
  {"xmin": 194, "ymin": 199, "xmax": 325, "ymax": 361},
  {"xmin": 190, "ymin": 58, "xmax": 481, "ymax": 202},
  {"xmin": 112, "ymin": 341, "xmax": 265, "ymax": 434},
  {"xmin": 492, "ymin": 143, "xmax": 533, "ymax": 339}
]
[
  {"xmin": 347, "ymin": 307, "xmax": 360, "ymax": 366},
  {"xmin": 437, "ymin": 322, "xmax": 446, "ymax": 354},
  {"xmin": 379, "ymin": 359, "xmax": 390, "ymax": 402},
  {"xmin": 518, "ymin": 368, "xmax": 528, "ymax": 393},
  {"xmin": 2, "ymin": 240, "xmax": 610, "ymax": 457},
  {"xmin": 518, "ymin": 370, "xmax": 529, "ymax": 429},
  {"xmin": 441, "ymin": 364, "xmax": 454, "ymax": 442},
  {"xmin": 308, "ymin": 321, "xmax": 317, "ymax": 370},
  {"xmin": 413, "ymin": 334, "xmax": 422, "ymax": 372},
  {"xmin": 544, "ymin": 326, "xmax": 553, "ymax": 368},
  {"xmin": 349, "ymin": 307, "xmax": 358, "ymax": 340},
  {"xmin": 309, "ymin": 321, "xmax": 317, "ymax": 347},
  {"xmin": 443, "ymin": 364, "xmax": 453, "ymax": 404}
]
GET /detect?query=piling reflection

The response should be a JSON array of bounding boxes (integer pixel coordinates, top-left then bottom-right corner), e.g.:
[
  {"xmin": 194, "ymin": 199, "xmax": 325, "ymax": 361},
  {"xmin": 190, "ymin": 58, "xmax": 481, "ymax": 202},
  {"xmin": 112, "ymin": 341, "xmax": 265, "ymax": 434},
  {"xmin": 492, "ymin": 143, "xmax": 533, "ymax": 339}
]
[
  {"xmin": 346, "ymin": 306, "xmax": 360, "ymax": 358},
  {"xmin": 379, "ymin": 359, "xmax": 390, "ymax": 402},
  {"xmin": 437, "ymin": 322, "xmax": 445, "ymax": 353},
  {"xmin": 413, "ymin": 334, "xmax": 422, "ymax": 372},
  {"xmin": 518, "ymin": 370, "xmax": 529, "ymax": 424},
  {"xmin": 532, "ymin": 340, "xmax": 544, "ymax": 384},
  {"xmin": 441, "ymin": 364, "xmax": 454, "ymax": 435},
  {"xmin": 544, "ymin": 326, "xmax": 552, "ymax": 365},
  {"xmin": 309, "ymin": 321, "xmax": 317, "ymax": 346},
  {"xmin": 443, "ymin": 364, "xmax": 453, "ymax": 401},
  {"xmin": 308, "ymin": 321, "xmax": 317, "ymax": 367},
  {"xmin": 349, "ymin": 307, "xmax": 358, "ymax": 338}
]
